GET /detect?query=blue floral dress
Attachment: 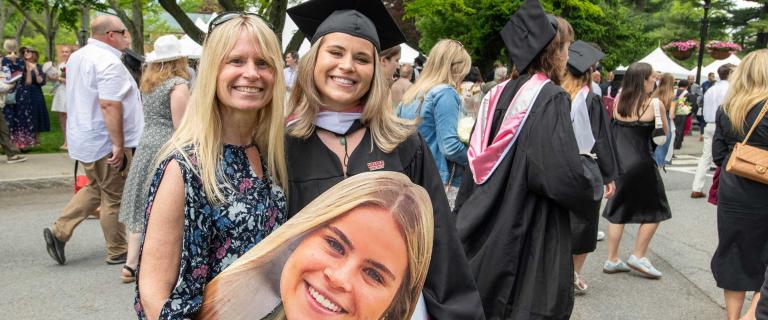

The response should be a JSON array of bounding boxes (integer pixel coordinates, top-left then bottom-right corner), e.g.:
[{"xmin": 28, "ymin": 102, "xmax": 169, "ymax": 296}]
[
  {"xmin": 2, "ymin": 57, "xmax": 37, "ymax": 149},
  {"xmin": 134, "ymin": 144, "xmax": 287, "ymax": 319}
]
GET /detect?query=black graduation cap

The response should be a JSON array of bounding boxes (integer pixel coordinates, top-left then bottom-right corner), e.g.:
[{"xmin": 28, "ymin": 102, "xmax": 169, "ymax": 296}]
[
  {"xmin": 567, "ymin": 40, "xmax": 605, "ymax": 76},
  {"xmin": 286, "ymin": 0, "xmax": 406, "ymax": 52},
  {"xmin": 500, "ymin": 0, "xmax": 558, "ymax": 72}
]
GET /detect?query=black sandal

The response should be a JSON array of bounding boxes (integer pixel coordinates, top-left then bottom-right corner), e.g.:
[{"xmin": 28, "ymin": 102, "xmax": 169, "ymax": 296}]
[{"xmin": 121, "ymin": 265, "xmax": 136, "ymax": 283}]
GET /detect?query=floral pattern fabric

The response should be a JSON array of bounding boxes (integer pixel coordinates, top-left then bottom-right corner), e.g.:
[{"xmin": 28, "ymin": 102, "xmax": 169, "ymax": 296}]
[
  {"xmin": 134, "ymin": 144, "xmax": 287, "ymax": 319},
  {"xmin": 1, "ymin": 57, "xmax": 37, "ymax": 149}
]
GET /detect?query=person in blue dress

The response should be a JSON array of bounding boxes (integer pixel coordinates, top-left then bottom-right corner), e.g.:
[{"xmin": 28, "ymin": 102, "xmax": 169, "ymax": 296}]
[
  {"xmin": 2, "ymin": 42, "xmax": 36, "ymax": 150},
  {"xmin": 19, "ymin": 49, "xmax": 50, "ymax": 145},
  {"xmin": 135, "ymin": 14, "xmax": 288, "ymax": 319}
]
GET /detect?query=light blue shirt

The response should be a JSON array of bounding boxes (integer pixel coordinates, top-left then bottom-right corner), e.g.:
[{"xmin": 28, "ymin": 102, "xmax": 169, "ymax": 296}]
[{"xmin": 397, "ymin": 84, "xmax": 468, "ymax": 186}]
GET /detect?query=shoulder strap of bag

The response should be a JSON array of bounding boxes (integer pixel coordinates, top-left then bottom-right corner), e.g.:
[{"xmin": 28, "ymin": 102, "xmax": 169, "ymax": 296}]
[
  {"xmin": 652, "ymin": 98, "xmax": 663, "ymax": 129},
  {"xmin": 740, "ymin": 101, "xmax": 768, "ymax": 145}
]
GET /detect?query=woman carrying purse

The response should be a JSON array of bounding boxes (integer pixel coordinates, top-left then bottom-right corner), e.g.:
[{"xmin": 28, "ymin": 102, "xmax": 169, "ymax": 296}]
[{"xmin": 710, "ymin": 49, "xmax": 768, "ymax": 320}]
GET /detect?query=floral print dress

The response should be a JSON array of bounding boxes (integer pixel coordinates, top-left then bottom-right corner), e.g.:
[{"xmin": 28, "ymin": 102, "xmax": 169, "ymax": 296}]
[{"xmin": 135, "ymin": 144, "xmax": 287, "ymax": 319}]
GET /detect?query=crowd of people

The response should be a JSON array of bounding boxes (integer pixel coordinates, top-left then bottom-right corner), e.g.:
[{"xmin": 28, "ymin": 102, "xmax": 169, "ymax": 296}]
[{"xmin": 7, "ymin": 0, "xmax": 764, "ymax": 319}]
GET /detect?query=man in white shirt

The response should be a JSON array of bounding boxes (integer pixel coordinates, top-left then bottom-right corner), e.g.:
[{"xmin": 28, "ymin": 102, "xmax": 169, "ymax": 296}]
[
  {"xmin": 44, "ymin": 15, "xmax": 143, "ymax": 265},
  {"xmin": 591, "ymin": 70, "xmax": 602, "ymax": 96},
  {"xmin": 691, "ymin": 64, "xmax": 734, "ymax": 198},
  {"xmin": 283, "ymin": 51, "xmax": 298, "ymax": 92}
]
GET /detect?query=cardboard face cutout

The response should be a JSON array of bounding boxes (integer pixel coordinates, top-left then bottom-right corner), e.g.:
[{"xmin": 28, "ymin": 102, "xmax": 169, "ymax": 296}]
[{"xmin": 196, "ymin": 171, "xmax": 434, "ymax": 320}]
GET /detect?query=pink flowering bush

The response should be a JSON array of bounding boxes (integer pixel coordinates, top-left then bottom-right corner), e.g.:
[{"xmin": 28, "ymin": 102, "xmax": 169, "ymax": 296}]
[
  {"xmin": 663, "ymin": 40, "xmax": 699, "ymax": 52},
  {"xmin": 706, "ymin": 41, "xmax": 742, "ymax": 52}
]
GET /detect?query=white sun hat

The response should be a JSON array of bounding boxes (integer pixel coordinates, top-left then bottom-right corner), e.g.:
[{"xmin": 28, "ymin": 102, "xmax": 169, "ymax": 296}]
[{"xmin": 145, "ymin": 35, "xmax": 184, "ymax": 63}]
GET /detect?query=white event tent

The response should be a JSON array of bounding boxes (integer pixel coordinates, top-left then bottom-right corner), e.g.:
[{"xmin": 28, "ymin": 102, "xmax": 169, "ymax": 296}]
[
  {"xmin": 690, "ymin": 54, "xmax": 741, "ymax": 79},
  {"xmin": 179, "ymin": 35, "xmax": 202, "ymax": 59},
  {"xmin": 636, "ymin": 47, "xmax": 692, "ymax": 79}
]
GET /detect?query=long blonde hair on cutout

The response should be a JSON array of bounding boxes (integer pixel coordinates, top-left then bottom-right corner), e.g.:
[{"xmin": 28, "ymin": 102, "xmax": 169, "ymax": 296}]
[
  {"xmin": 286, "ymin": 35, "xmax": 413, "ymax": 153},
  {"xmin": 722, "ymin": 49, "xmax": 768, "ymax": 135},
  {"xmin": 154, "ymin": 15, "xmax": 287, "ymax": 203},
  {"xmin": 401, "ymin": 39, "xmax": 471, "ymax": 106},
  {"xmin": 197, "ymin": 171, "xmax": 435, "ymax": 320},
  {"xmin": 139, "ymin": 57, "xmax": 190, "ymax": 93}
]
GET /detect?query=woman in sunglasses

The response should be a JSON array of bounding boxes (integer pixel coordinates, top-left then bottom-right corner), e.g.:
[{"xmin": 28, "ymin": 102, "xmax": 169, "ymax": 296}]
[
  {"xmin": 136, "ymin": 14, "xmax": 288, "ymax": 319},
  {"xmin": 283, "ymin": 0, "xmax": 483, "ymax": 319}
]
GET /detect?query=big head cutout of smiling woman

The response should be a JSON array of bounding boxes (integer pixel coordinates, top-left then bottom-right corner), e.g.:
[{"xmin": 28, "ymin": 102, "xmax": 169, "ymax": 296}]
[{"xmin": 196, "ymin": 171, "xmax": 434, "ymax": 320}]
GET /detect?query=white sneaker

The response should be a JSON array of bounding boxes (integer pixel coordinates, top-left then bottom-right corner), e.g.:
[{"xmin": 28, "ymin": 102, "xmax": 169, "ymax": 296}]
[
  {"xmin": 596, "ymin": 231, "xmax": 605, "ymax": 241},
  {"xmin": 627, "ymin": 255, "xmax": 662, "ymax": 279},
  {"xmin": 603, "ymin": 259, "xmax": 631, "ymax": 274}
]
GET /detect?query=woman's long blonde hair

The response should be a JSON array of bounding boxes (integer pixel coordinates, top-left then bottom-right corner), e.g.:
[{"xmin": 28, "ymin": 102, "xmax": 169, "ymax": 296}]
[
  {"xmin": 197, "ymin": 171, "xmax": 435, "ymax": 320},
  {"xmin": 286, "ymin": 35, "xmax": 413, "ymax": 153},
  {"xmin": 652, "ymin": 73, "xmax": 675, "ymax": 109},
  {"xmin": 722, "ymin": 49, "xmax": 768, "ymax": 135},
  {"xmin": 154, "ymin": 15, "xmax": 287, "ymax": 203},
  {"xmin": 401, "ymin": 39, "xmax": 471, "ymax": 106},
  {"xmin": 139, "ymin": 57, "xmax": 190, "ymax": 93}
]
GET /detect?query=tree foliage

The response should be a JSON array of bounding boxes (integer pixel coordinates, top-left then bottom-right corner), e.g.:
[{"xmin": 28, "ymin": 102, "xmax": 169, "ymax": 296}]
[{"xmin": 405, "ymin": 0, "xmax": 755, "ymax": 74}]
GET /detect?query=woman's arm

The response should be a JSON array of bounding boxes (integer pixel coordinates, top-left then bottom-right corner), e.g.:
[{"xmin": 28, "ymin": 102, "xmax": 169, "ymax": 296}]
[
  {"xmin": 668, "ymin": 100, "xmax": 677, "ymax": 120},
  {"xmin": 659, "ymin": 101, "xmax": 669, "ymax": 135},
  {"xmin": 139, "ymin": 160, "xmax": 185, "ymax": 320},
  {"xmin": 35, "ymin": 65, "xmax": 45, "ymax": 85},
  {"xmin": 433, "ymin": 88, "xmax": 468, "ymax": 166},
  {"xmin": 169, "ymin": 83, "xmax": 189, "ymax": 129},
  {"xmin": 712, "ymin": 110, "xmax": 728, "ymax": 166}
]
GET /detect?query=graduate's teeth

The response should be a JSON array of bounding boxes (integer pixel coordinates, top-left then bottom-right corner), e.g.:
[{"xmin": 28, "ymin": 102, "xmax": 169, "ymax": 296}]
[
  {"xmin": 331, "ymin": 76, "xmax": 354, "ymax": 85},
  {"xmin": 234, "ymin": 86, "xmax": 262, "ymax": 93},
  {"xmin": 309, "ymin": 285, "xmax": 342, "ymax": 313}
]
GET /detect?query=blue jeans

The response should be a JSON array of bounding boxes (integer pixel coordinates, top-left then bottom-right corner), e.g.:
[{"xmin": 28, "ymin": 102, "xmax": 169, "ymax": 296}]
[{"xmin": 653, "ymin": 115, "xmax": 673, "ymax": 166}]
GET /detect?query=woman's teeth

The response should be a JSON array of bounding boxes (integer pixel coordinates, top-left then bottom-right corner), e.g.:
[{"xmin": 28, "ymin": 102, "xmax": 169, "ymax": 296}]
[
  {"xmin": 331, "ymin": 76, "xmax": 354, "ymax": 85},
  {"xmin": 309, "ymin": 285, "xmax": 343, "ymax": 313},
  {"xmin": 233, "ymin": 86, "xmax": 263, "ymax": 93}
]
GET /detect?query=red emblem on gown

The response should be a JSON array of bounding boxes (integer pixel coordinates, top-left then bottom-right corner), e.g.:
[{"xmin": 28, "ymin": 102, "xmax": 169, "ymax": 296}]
[{"xmin": 367, "ymin": 160, "xmax": 384, "ymax": 171}]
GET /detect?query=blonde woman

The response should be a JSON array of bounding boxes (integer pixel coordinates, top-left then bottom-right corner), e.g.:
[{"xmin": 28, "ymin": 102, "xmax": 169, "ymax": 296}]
[
  {"xmin": 284, "ymin": 0, "xmax": 483, "ymax": 318},
  {"xmin": 197, "ymin": 171, "xmax": 434, "ymax": 320},
  {"xmin": 136, "ymin": 14, "xmax": 288, "ymax": 319},
  {"xmin": 397, "ymin": 39, "xmax": 471, "ymax": 191},
  {"xmin": 652, "ymin": 73, "xmax": 677, "ymax": 166},
  {"xmin": 48, "ymin": 45, "xmax": 74, "ymax": 150},
  {"xmin": 119, "ymin": 35, "xmax": 190, "ymax": 284},
  {"xmin": 710, "ymin": 49, "xmax": 768, "ymax": 320}
]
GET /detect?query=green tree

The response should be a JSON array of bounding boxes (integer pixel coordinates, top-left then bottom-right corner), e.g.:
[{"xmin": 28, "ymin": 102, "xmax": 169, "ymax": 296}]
[
  {"xmin": 5, "ymin": 0, "xmax": 102, "ymax": 62},
  {"xmin": 730, "ymin": 0, "xmax": 768, "ymax": 50}
]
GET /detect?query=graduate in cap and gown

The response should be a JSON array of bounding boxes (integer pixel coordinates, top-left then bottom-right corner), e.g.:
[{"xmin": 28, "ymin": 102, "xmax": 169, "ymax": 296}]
[
  {"xmin": 284, "ymin": 0, "xmax": 485, "ymax": 319},
  {"xmin": 560, "ymin": 40, "xmax": 619, "ymax": 294},
  {"xmin": 453, "ymin": 0, "xmax": 599, "ymax": 318}
]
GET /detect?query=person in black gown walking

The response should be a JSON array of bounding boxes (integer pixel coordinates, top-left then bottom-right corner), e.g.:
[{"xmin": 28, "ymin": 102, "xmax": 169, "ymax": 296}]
[
  {"xmin": 454, "ymin": 1, "xmax": 598, "ymax": 318},
  {"xmin": 560, "ymin": 40, "xmax": 618, "ymax": 294},
  {"xmin": 710, "ymin": 49, "xmax": 768, "ymax": 320},
  {"xmin": 284, "ymin": 0, "xmax": 484, "ymax": 319},
  {"xmin": 602, "ymin": 62, "xmax": 671, "ymax": 279}
]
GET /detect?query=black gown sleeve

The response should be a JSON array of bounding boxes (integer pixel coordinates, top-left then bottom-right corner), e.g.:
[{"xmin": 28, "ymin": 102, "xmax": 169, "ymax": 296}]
[
  {"xmin": 758, "ymin": 265, "xmax": 768, "ymax": 320},
  {"xmin": 712, "ymin": 109, "xmax": 729, "ymax": 166},
  {"xmin": 406, "ymin": 135, "xmax": 485, "ymax": 320},
  {"xmin": 588, "ymin": 94, "xmax": 618, "ymax": 183},
  {"xmin": 525, "ymin": 91, "xmax": 596, "ymax": 217}
]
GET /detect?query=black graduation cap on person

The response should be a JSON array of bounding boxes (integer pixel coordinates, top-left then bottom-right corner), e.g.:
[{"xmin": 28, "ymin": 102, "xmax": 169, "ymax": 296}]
[
  {"xmin": 286, "ymin": 0, "xmax": 407, "ymax": 52},
  {"xmin": 500, "ymin": 0, "xmax": 558, "ymax": 72},
  {"xmin": 567, "ymin": 40, "xmax": 605, "ymax": 76}
]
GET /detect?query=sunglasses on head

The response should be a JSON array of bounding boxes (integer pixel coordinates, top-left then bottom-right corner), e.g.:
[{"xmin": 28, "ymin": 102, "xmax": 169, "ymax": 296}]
[{"xmin": 207, "ymin": 11, "xmax": 272, "ymax": 38}]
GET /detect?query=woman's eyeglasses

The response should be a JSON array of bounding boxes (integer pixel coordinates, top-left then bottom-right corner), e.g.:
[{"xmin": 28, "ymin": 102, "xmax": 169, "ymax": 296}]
[{"xmin": 207, "ymin": 11, "xmax": 272, "ymax": 36}]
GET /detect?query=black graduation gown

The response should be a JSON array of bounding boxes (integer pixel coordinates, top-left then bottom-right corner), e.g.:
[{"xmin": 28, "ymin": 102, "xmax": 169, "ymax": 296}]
[
  {"xmin": 286, "ymin": 130, "xmax": 485, "ymax": 320},
  {"xmin": 454, "ymin": 77, "xmax": 597, "ymax": 320},
  {"xmin": 571, "ymin": 92, "xmax": 619, "ymax": 254}
]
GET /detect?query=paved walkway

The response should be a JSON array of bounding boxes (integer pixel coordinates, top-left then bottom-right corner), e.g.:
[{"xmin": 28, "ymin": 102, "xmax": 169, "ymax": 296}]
[{"xmin": 0, "ymin": 152, "xmax": 74, "ymax": 191}]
